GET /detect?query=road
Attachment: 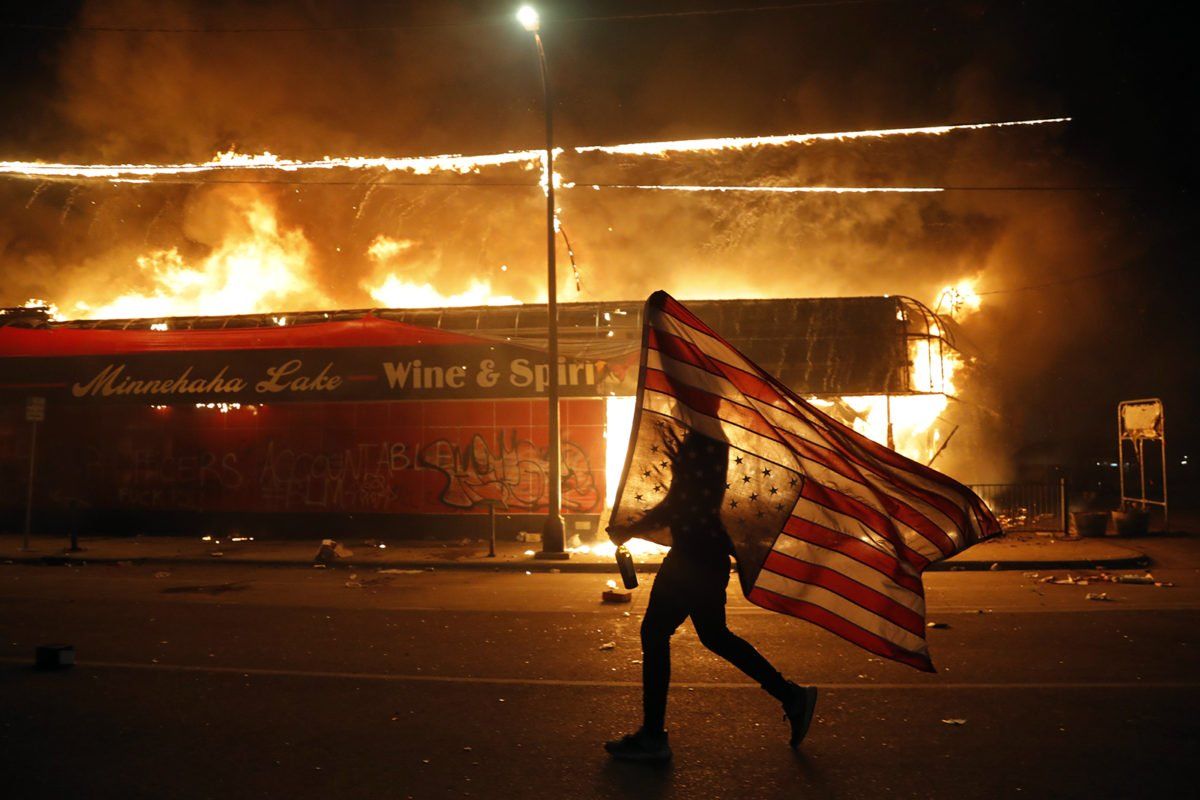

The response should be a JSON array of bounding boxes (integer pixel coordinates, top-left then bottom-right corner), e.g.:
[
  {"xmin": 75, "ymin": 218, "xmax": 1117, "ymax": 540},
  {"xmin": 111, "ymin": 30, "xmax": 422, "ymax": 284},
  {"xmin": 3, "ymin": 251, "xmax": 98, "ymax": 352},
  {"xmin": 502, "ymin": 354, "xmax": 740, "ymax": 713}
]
[{"xmin": 1, "ymin": 560, "xmax": 1197, "ymax": 799}]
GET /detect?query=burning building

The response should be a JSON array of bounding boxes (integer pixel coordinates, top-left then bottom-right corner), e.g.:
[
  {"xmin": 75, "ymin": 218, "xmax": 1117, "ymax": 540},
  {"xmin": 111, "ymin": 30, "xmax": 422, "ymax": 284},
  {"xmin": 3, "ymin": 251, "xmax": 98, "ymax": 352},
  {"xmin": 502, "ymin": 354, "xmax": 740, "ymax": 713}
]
[{"xmin": 0, "ymin": 294, "xmax": 972, "ymax": 541}]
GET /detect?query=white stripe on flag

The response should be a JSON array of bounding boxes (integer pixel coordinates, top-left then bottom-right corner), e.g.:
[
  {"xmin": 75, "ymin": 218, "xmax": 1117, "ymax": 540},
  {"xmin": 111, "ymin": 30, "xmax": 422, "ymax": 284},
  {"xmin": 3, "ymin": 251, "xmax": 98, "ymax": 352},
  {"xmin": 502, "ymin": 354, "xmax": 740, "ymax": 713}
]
[
  {"xmin": 789, "ymin": 496, "xmax": 916, "ymax": 570},
  {"xmin": 770, "ymin": 534, "xmax": 926, "ymax": 615},
  {"xmin": 642, "ymin": 388, "xmax": 800, "ymax": 471},
  {"xmin": 753, "ymin": 569, "xmax": 929, "ymax": 654}
]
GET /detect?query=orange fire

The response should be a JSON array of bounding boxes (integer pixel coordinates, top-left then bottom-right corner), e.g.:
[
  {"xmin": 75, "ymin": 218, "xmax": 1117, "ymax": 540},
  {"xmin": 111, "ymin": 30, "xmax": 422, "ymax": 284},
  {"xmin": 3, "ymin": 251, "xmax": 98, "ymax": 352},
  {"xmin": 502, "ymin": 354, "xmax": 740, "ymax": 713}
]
[
  {"xmin": 363, "ymin": 234, "xmax": 521, "ymax": 309},
  {"xmin": 65, "ymin": 193, "xmax": 328, "ymax": 320},
  {"xmin": 0, "ymin": 117, "xmax": 1069, "ymax": 182}
]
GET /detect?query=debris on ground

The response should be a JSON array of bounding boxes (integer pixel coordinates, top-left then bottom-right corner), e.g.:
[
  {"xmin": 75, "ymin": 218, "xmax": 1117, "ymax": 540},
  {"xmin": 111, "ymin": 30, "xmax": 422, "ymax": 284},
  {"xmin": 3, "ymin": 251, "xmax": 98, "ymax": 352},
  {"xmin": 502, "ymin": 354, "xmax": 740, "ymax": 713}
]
[
  {"xmin": 598, "ymin": 641, "xmax": 616, "ymax": 651},
  {"xmin": 602, "ymin": 586, "xmax": 632, "ymax": 604},
  {"xmin": 516, "ymin": 532, "xmax": 542, "ymax": 544},
  {"xmin": 153, "ymin": 571, "xmax": 171, "ymax": 579},
  {"xmin": 345, "ymin": 573, "xmax": 363, "ymax": 589},
  {"xmin": 1085, "ymin": 592, "xmax": 1112, "ymax": 601},
  {"xmin": 378, "ymin": 568, "xmax": 425, "ymax": 575},
  {"xmin": 926, "ymin": 621, "xmax": 950, "ymax": 629},
  {"xmin": 942, "ymin": 719, "xmax": 967, "ymax": 726},
  {"xmin": 34, "ymin": 643, "xmax": 75, "ymax": 670},
  {"xmin": 990, "ymin": 563, "xmax": 1001, "ymax": 571},
  {"xmin": 1040, "ymin": 571, "xmax": 1176, "ymax": 590},
  {"xmin": 209, "ymin": 552, "xmax": 224, "ymax": 558},
  {"xmin": 314, "ymin": 539, "xmax": 353, "ymax": 564}
]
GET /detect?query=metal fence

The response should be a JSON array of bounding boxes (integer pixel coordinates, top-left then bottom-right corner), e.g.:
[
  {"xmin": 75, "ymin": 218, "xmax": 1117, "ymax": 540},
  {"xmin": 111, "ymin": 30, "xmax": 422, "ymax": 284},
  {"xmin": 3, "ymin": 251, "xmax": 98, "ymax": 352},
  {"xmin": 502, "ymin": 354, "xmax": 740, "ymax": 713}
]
[{"xmin": 968, "ymin": 482, "xmax": 1066, "ymax": 532}]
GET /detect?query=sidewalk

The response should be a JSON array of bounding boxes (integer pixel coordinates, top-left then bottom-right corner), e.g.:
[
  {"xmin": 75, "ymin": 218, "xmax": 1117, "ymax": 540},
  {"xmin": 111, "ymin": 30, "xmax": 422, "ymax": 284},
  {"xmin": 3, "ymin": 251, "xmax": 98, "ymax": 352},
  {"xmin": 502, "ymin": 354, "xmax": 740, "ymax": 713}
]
[{"xmin": 0, "ymin": 530, "xmax": 1156, "ymax": 573}]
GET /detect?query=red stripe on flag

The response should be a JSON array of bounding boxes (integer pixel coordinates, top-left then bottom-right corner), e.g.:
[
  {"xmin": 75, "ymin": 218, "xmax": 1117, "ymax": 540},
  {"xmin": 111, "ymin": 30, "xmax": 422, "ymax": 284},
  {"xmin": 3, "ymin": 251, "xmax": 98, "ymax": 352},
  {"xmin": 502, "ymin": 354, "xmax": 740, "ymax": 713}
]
[
  {"xmin": 782, "ymin": 432, "xmax": 958, "ymax": 554},
  {"xmin": 650, "ymin": 325, "xmax": 976, "ymax": 541},
  {"xmin": 643, "ymin": 368, "xmax": 785, "ymax": 445},
  {"xmin": 648, "ymin": 328, "xmax": 791, "ymax": 411},
  {"xmin": 748, "ymin": 587, "xmax": 934, "ymax": 672},
  {"xmin": 652, "ymin": 293, "xmax": 990, "ymax": 528},
  {"xmin": 781, "ymin": 518, "xmax": 925, "ymax": 596},
  {"xmin": 799, "ymin": 479, "xmax": 930, "ymax": 570},
  {"xmin": 653, "ymin": 293, "xmax": 720, "ymax": 337},
  {"xmin": 761, "ymin": 551, "xmax": 926, "ymax": 636}
]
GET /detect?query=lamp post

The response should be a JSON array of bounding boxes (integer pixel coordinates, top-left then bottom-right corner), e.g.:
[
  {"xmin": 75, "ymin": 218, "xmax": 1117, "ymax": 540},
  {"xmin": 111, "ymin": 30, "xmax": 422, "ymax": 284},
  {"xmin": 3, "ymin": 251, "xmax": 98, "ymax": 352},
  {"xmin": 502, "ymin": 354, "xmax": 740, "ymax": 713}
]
[{"xmin": 518, "ymin": 5, "xmax": 568, "ymax": 559}]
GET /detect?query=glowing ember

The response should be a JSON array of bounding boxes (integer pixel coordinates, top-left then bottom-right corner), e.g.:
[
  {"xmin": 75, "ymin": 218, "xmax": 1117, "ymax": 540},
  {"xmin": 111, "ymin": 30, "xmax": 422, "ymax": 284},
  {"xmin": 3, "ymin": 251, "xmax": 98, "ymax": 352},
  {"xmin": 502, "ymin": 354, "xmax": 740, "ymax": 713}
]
[{"xmin": 195, "ymin": 403, "xmax": 256, "ymax": 414}]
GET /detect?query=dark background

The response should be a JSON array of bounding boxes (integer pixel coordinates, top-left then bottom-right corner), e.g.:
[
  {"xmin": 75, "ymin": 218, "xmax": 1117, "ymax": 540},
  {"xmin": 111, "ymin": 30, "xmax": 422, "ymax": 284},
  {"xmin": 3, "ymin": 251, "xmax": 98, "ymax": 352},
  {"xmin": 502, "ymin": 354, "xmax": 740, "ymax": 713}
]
[{"xmin": 0, "ymin": 1, "xmax": 1195, "ymax": 502}]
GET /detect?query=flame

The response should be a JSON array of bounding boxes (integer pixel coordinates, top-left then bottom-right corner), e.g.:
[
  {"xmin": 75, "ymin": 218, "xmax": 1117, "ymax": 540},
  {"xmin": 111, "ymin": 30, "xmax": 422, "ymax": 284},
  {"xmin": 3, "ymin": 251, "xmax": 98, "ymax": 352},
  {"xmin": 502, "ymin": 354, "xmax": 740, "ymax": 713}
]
[
  {"xmin": 0, "ymin": 148, "xmax": 541, "ymax": 180},
  {"xmin": 832, "ymin": 394, "xmax": 949, "ymax": 464},
  {"xmin": 574, "ymin": 117, "xmax": 1070, "ymax": 157},
  {"xmin": 363, "ymin": 234, "xmax": 520, "ymax": 309},
  {"xmin": 581, "ymin": 539, "xmax": 670, "ymax": 558},
  {"xmin": 0, "ymin": 117, "xmax": 1069, "ymax": 182},
  {"xmin": 936, "ymin": 279, "xmax": 983, "ymax": 320},
  {"xmin": 909, "ymin": 338, "xmax": 962, "ymax": 396},
  {"xmin": 367, "ymin": 277, "xmax": 520, "ymax": 309},
  {"xmin": 604, "ymin": 396, "xmax": 637, "ymax": 506},
  {"xmin": 23, "ymin": 298, "xmax": 64, "ymax": 320},
  {"xmin": 68, "ymin": 194, "xmax": 327, "ymax": 319},
  {"xmin": 583, "ymin": 184, "xmax": 942, "ymax": 194}
]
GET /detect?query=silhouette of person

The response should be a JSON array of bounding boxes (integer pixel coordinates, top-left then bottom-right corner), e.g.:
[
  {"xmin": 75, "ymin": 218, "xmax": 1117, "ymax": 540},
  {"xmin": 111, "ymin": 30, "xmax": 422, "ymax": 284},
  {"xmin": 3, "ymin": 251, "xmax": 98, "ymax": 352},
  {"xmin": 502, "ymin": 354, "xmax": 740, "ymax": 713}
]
[{"xmin": 605, "ymin": 429, "xmax": 817, "ymax": 762}]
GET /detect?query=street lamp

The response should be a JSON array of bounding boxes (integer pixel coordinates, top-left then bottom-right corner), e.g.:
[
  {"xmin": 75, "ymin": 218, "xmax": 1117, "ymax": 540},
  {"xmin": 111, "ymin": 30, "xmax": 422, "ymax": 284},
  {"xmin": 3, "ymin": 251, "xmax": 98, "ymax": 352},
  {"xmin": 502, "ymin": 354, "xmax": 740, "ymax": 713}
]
[{"xmin": 518, "ymin": 5, "xmax": 568, "ymax": 559}]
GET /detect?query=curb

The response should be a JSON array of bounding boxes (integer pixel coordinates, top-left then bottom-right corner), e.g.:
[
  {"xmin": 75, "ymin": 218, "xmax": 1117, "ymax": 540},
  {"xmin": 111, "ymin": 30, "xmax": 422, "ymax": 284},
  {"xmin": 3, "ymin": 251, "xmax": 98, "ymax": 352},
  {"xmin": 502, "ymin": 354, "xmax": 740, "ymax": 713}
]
[{"xmin": 1, "ymin": 552, "xmax": 1153, "ymax": 573}]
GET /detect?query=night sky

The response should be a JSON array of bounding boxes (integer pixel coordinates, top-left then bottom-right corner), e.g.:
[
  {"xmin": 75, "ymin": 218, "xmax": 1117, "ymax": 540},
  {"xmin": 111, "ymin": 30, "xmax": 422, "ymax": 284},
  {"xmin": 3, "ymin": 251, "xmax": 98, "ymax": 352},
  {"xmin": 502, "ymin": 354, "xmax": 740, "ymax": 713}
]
[{"xmin": 0, "ymin": 1, "xmax": 1195, "ymax": 499}]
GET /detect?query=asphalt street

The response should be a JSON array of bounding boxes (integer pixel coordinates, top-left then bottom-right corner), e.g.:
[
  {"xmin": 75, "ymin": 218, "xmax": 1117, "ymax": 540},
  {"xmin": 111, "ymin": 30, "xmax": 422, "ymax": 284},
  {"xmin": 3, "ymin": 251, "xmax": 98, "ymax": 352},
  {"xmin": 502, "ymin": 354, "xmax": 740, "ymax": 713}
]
[{"xmin": 1, "ymin": 560, "xmax": 1197, "ymax": 799}]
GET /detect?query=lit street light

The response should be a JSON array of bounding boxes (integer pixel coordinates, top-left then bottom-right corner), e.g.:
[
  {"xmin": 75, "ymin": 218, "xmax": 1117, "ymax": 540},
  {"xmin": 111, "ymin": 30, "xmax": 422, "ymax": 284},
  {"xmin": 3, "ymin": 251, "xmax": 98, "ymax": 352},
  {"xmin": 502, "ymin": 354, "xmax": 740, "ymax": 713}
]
[{"xmin": 517, "ymin": 5, "xmax": 568, "ymax": 559}]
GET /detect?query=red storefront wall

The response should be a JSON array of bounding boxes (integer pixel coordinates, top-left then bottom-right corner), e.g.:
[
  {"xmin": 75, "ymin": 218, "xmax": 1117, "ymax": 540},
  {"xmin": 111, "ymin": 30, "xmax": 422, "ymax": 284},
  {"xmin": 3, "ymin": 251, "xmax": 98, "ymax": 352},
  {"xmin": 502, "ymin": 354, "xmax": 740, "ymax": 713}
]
[{"xmin": 0, "ymin": 398, "xmax": 605, "ymax": 534}]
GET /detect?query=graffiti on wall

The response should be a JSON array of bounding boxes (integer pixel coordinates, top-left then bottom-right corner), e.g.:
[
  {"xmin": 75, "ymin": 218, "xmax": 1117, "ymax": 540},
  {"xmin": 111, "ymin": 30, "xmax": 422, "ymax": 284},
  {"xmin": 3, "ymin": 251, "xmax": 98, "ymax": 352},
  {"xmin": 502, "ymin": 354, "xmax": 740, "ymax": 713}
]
[
  {"xmin": 1, "ymin": 400, "xmax": 605, "ymax": 516},
  {"xmin": 259, "ymin": 440, "xmax": 406, "ymax": 512},
  {"xmin": 419, "ymin": 432, "xmax": 600, "ymax": 512}
]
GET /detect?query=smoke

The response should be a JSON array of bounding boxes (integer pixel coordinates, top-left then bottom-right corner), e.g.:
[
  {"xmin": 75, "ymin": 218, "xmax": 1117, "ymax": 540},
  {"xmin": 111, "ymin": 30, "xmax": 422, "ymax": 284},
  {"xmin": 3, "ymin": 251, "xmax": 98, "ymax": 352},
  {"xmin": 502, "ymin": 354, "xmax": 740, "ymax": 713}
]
[{"xmin": 0, "ymin": 0, "xmax": 1157, "ymax": 481}]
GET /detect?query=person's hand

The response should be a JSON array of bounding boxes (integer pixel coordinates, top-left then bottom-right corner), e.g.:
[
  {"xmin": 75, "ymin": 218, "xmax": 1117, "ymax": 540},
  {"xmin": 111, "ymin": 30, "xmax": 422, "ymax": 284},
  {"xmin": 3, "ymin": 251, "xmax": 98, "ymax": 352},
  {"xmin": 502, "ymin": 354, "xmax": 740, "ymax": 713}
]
[{"xmin": 606, "ymin": 524, "xmax": 631, "ymax": 546}]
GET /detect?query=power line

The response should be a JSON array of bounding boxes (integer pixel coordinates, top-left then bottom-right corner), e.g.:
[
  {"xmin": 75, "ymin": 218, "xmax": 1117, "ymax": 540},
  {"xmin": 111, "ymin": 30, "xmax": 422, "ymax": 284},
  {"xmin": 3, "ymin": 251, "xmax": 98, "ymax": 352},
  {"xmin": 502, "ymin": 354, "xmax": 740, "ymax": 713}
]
[
  {"xmin": 977, "ymin": 265, "xmax": 1132, "ymax": 296},
  {"xmin": 0, "ymin": 174, "xmax": 1137, "ymax": 192},
  {"xmin": 1, "ymin": 176, "xmax": 540, "ymax": 187},
  {"xmin": 1, "ymin": 1, "xmax": 900, "ymax": 34},
  {"xmin": 567, "ymin": 1, "xmax": 896, "ymax": 24},
  {"xmin": 583, "ymin": 183, "xmax": 1133, "ymax": 193}
]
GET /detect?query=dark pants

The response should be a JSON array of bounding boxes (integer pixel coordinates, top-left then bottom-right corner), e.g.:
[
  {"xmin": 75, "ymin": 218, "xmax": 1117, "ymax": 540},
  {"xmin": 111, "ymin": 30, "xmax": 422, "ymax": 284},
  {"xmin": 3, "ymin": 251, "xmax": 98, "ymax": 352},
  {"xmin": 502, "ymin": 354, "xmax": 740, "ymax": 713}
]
[{"xmin": 640, "ymin": 552, "xmax": 789, "ymax": 732}]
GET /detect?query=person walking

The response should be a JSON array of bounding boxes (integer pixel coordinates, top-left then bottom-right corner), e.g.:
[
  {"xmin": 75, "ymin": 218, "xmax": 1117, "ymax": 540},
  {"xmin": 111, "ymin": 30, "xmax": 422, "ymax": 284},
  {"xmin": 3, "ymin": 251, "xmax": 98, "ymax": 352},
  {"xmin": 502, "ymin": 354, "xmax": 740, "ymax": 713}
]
[{"xmin": 604, "ymin": 430, "xmax": 818, "ymax": 762}]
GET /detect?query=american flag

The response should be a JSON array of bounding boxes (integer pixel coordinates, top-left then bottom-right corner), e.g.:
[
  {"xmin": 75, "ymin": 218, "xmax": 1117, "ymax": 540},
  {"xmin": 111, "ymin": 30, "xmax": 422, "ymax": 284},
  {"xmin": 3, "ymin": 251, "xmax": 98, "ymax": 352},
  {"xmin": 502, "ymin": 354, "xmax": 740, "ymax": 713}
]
[{"xmin": 610, "ymin": 291, "xmax": 1002, "ymax": 671}]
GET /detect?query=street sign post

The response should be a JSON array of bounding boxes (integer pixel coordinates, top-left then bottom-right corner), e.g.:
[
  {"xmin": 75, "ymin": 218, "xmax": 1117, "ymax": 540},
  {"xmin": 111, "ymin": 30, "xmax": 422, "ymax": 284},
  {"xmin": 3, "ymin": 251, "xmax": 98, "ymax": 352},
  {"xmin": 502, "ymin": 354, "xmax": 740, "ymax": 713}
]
[{"xmin": 22, "ymin": 396, "xmax": 44, "ymax": 551}]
